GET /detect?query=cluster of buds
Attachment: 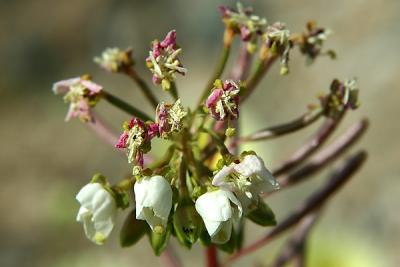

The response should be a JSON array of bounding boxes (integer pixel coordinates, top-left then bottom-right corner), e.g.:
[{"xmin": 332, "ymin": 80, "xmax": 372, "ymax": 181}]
[
  {"xmin": 219, "ymin": 2, "xmax": 267, "ymax": 52},
  {"xmin": 155, "ymin": 99, "xmax": 187, "ymax": 138},
  {"xmin": 206, "ymin": 79, "xmax": 240, "ymax": 122},
  {"xmin": 292, "ymin": 21, "xmax": 335, "ymax": 64},
  {"xmin": 320, "ymin": 78, "xmax": 359, "ymax": 118},
  {"xmin": 263, "ymin": 22, "xmax": 292, "ymax": 75},
  {"xmin": 146, "ymin": 30, "xmax": 187, "ymax": 90},
  {"xmin": 116, "ymin": 118, "xmax": 153, "ymax": 168},
  {"xmin": 94, "ymin": 47, "xmax": 133, "ymax": 73},
  {"xmin": 52, "ymin": 75, "xmax": 103, "ymax": 122}
]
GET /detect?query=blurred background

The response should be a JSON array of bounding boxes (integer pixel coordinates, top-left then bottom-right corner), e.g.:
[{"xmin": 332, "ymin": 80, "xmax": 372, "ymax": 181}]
[{"xmin": 1, "ymin": 0, "xmax": 399, "ymax": 266}]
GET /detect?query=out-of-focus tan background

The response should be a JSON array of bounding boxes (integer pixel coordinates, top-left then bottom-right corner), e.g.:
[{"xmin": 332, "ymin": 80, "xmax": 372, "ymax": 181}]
[{"xmin": 1, "ymin": 0, "xmax": 399, "ymax": 266}]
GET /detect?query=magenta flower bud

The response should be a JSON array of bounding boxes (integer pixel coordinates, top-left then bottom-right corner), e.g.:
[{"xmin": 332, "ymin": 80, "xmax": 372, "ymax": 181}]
[
  {"xmin": 206, "ymin": 80, "xmax": 240, "ymax": 121},
  {"xmin": 160, "ymin": 30, "xmax": 177, "ymax": 48}
]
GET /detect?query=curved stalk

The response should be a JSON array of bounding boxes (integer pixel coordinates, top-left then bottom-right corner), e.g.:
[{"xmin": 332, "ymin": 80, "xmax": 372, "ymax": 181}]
[
  {"xmin": 240, "ymin": 110, "xmax": 323, "ymax": 142},
  {"xmin": 197, "ymin": 44, "xmax": 232, "ymax": 108},
  {"xmin": 102, "ymin": 90, "xmax": 153, "ymax": 121},
  {"xmin": 124, "ymin": 67, "xmax": 159, "ymax": 108}
]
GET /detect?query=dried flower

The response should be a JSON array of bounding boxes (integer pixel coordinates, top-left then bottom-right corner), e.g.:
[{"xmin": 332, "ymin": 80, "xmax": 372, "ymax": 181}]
[
  {"xmin": 195, "ymin": 188, "xmax": 242, "ymax": 244},
  {"xmin": 320, "ymin": 78, "xmax": 360, "ymax": 118},
  {"xmin": 206, "ymin": 79, "xmax": 240, "ymax": 121},
  {"xmin": 264, "ymin": 22, "xmax": 292, "ymax": 75},
  {"xmin": 293, "ymin": 21, "xmax": 334, "ymax": 64},
  {"xmin": 155, "ymin": 99, "xmax": 187, "ymax": 138},
  {"xmin": 76, "ymin": 183, "xmax": 117, "ymax": 245},
  {"xmin": 94, "ymin": 47, "xmax": 133, "ymax": 73},
  {"xmin": 146, "ymin": 30, "xmax": 187, "ymax": 91},
  {"xmin": 116, "ymin": 118, "xmax": 152, "ymax": 167},
  {"xmin": 212, "ymin": 153, "xmax": 279, "ymax": 212},
  {"xmin": 52, "ymin": 76, "xmax": 103, "ymax": 122},
  {"xmin": 219, "ymin": 2, "xmax": 267, "ymax": 52},
  {"xmin": 134, "ymin": 175, "xmax": 173, "ymax": 233}
]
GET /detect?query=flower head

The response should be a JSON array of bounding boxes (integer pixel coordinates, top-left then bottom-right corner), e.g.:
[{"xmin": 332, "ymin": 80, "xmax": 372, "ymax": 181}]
[
  {"xmin": 219, "ymin": 2, "xmax": 267, "ymax": 52},
  {"xmin": 206, "ymin": 79, "xmax": 240, "ymax": 121},
  {"xmin": 52, "ymin": 76, "xmax": 103, "ymax": 122},
  {"xmin": 134, "ymin": 175, "xmax": 173, "ymax": 233},
  {"xmin": 155, "ymin": 99, "xmax": 187, "ymax": 138},
  {"xmin": 146, "ymin": 30, "xmax": 187, "ymax": 91},
  {"xmin": 116, "ymin": 118, "xmax": 152, "ymax": 167},
  {"xmin": 264, "ymin": 22, "xmax": 292, "ymax": 75},
  {"xmin": 195, "ymin": 189, "xmax": 242, "ymax": 244},
  {"xmin": 320, "ymin": 78, "xmax": 360, "ymax": 118},
  {"xmin": 293, "ymin": 21, "xmax": 334, "ymax": 64},
  {"xmin": 94, "ymin": 47, "xmax": 133, "ymax": 73},
  {"xmin": 76, "ymin": 183, "xmax": 117, "ymax": 245},
  {"xmin": 212, "ymin": 153, "xmax": 279, "ymax": 212}
]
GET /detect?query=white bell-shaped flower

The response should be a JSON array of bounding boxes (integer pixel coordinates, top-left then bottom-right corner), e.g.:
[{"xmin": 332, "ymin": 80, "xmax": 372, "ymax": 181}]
[
  {"xmin": 195, "ymin": 189, "xmax": 242, "ymax": 244},
  {"xmin": 212, "ymin": 154, "xmax": 279, "ymax": 211},
  {"xmin": 76, "ymin": 183, "xmax": 117, "ymax": 245},
  {"xmin": 134, "ymin": 175, "xmax": 172, "ymax": 232}
]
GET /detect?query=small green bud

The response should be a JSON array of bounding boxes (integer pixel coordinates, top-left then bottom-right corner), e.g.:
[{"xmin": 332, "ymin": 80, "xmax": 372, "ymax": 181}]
[
  {"xmin": 225, "ymin": 127, "xmax": 236, "ymax": 137},
  {"xmin": 149, "ymin": 225, "xmax": 171, "ymax": 256},
  {"xmin": 280, "ymin": 65, "xmax": 289, "ymax": 76},
  {"xmin": 173, "ymin": 202, "xmax": 203, "ymax": 247},
  {"xmin": 161, "ymin": 79, "xmax": 171, "ymax": 91}
]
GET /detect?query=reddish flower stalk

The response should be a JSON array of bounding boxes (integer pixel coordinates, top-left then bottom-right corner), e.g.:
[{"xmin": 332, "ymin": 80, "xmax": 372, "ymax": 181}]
[{"xmin": 205, "ymin": 245, "xmax": 219, "ymax": 267}]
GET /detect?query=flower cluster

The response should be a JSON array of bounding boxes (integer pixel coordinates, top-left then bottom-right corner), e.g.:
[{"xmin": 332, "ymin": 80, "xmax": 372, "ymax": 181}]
[
  {"xmin": 320, "ymin": 78, "xmax": 359, "ymax": 118},
  {"xmin": 94, "ymin": 47, "xmax": 133, "ymax": 73},
  {"xmin": 219, "ymin": 2, "xmax": 267, "ymax": 52},
  {"xmin": 206, "ymin": 79, "xmax": 240, "ymax": 121},
  {"xmin": 52, "ymin": 2, "xmax": 364, "ymax": 261},
  {"xmin": 146, "ymin": 30, "xmax": 187, "ymax": 90},
  {"xmin": 52, "ymin": 76, "xmax": 103, "ymax": 122}
]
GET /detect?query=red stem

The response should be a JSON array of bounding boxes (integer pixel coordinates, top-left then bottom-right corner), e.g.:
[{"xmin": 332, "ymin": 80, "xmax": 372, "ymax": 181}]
[{"xmin": 206, "ymin": 245, "xmax": 219, "ymax": 267}]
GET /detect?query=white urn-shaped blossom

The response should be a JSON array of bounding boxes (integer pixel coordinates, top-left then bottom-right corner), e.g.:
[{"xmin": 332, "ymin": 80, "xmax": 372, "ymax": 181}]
[
  {"xmin": 195, "ymin": 189, "xmax": 242, "ymax": 244},
  {"xmin": 212, "ymin": 154, "xmax": 279, "ymax": 212},
  {"xmin": 76, "ymin": 183, "xmax": 117, "ymax": 245},
  {"xmin": 134, "ymin": 175, "xmax": 172, "ymax": 232}
]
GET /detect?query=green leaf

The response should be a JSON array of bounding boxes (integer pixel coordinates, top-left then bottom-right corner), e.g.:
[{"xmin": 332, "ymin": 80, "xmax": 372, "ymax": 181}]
[
  {"xmin": 173, "ymin": 202, "xmax": 203, "ymax": 248},
  {"xmin": 247, "ymin": 200, "xmax": 276, "ymax": 226},
  {"xmin": 149, "ymin": 225, "xmax": 171, "ymax": 256},
  {"xmin": 120, "ymin": 210, "xmax": 148, "ymax": 247}
]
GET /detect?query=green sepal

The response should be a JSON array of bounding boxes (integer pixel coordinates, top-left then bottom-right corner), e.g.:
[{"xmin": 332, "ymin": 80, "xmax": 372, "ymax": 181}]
[
  {"xmin": 149, "ymin": 224, "xmax": 171, "ymax": 256},
  {"xmin": 90, "ymin": 173, "xmax": 107, "ymax": 185},
  {"xmin": 172, "ymin": 201, "xmax": 203, "ymax": 248},
  {"xmin": 216, "ymin": 221, "xmax": 244, "ymax": 254},
  {"xmin": 113, "ymin": 190, "xmax": 130, "ymax": 209},
  {"xmin": 120, "ymin": 210, "xmax": 148, "ymax": 247},
  {"xmin": 199, "ymin": 226, "xmax": 211, "ymax": 246},
  {"xmin": 247, "ymin": 199, "xmax": 276, "ymax": 226}
]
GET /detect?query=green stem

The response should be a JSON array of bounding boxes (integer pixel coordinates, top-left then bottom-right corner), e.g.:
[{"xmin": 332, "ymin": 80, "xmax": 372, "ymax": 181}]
[
  {"xmin": 197, "ymin": 44, "xmax": 231, "ymax": 108},
  {"xmin": 202, "ymin": 128, "xmax": 230, "ymax": 157},
  {"xmin": 170, "ymin": 81, "xmax": 179, "ymax": 101},
  {"xmin": 241, "ymin": 55, "xmax": 277, "ymax": 102},
  {"xmin": 102, "ymin": 90, "xmax": 153, "ymax": 121},
  {"xmin": 149, "ymin": 145, "xmax": 175, "ymax": 170},
  {"xmin": 124, "ymin": 67, "xmax": 159, "ymax": 109}
]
